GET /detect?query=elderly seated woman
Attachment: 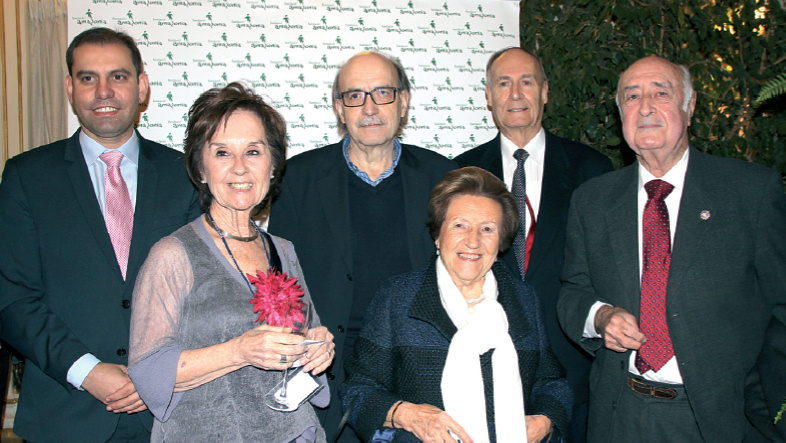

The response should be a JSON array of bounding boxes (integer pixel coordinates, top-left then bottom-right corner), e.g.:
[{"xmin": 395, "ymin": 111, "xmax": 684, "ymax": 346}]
[{"xmin": 340, "ymin": 167, "xmax": 572, "ymax": 442}]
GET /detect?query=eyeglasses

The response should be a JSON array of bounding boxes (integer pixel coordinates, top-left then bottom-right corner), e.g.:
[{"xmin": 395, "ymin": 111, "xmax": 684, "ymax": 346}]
[{"xmin": 337, "ymin": 87, "xmax": 401, "ymax": 107}]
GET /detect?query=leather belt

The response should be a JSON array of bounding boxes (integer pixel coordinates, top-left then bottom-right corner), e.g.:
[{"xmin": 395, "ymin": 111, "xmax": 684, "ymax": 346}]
[{"xmin": 626, "ymin": 377, "xmax": 679, "ymax": 399}]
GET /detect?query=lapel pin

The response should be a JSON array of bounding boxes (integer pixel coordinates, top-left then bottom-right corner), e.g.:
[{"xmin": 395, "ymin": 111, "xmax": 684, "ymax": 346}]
[{"xmin": 700, "ymin": 210, "xmax": 711, "ymax": 220}]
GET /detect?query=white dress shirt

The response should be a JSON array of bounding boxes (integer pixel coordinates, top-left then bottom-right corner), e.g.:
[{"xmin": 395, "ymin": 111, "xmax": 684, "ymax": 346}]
[
  {"xmin": 584, "ymin": 148, "xmax": 690, "ymax": 384},
  {"xmin": 500, "ymin": 127, "xmax": 546, "ymax": 234},
  {"xmin": 67, "ymin": 130, "xmax": 141, "ymax": 390}
]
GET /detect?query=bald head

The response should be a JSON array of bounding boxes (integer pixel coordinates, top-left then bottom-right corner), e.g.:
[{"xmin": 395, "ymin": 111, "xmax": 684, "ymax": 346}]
[{"xmin": 332, "ymin": 52, "xmax": 411, "ymax": 150}]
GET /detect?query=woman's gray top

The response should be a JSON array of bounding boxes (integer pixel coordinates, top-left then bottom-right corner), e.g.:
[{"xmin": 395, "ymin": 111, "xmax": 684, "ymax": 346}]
[{"xmin": 128, "ymin": 218, "xmax": 328, "ymax": 442}]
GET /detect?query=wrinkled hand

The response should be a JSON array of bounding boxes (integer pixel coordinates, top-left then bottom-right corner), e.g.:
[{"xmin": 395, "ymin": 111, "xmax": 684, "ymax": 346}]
[
  {"xmin": 525, "ymin": 415, "xmax": 552, "ymax": 443},
  {"xmin": 595, "ymin": 305, "xmax": 647, "ymax": 352},
  {"xmin": 300, "ymin": 326, "xmax": 335, "ymax": 375},
  {"xmin": 234, "ymin": 324, "xmax": 307, "ymax": 370},
  {"xmin": 392, "ymin": 402, "xmax": 472, "ymax": 443},
  {"xmin": 81, "ymin": 363, "xmax": 147, "ymax": 414}
]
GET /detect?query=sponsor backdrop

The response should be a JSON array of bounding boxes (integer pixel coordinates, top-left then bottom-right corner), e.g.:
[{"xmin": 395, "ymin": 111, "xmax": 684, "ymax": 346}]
[{"xmin": 67, "ymin": 0, "xmax": 519, "ymax": 159}]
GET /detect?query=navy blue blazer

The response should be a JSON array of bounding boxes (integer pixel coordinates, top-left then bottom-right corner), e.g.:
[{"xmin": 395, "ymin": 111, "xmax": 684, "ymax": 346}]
[
  {"xmin": 340, "ymin": 259, "xmax": 573, "ymax": 442},
  {"xmin": 0, "ymin": 130, "xmax": 201, "ymax": 442}
]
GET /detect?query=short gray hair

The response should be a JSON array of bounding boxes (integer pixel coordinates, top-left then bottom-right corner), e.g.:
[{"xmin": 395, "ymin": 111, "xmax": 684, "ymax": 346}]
[{"xmin": 331, "ymin": 52, "xmax": 411, "ymax": 136}]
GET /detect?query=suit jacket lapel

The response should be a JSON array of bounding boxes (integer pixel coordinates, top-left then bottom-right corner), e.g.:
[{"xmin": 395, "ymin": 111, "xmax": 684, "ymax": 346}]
[
  {"xmin": 63, "ymin": 131, "xmax": 122, "ymax": 279},
  {"xmin": 606, "ymin": 165, "xmax": 641, "ymax": 312},
  {"xmin": 527, "ymin": 131, "xmax": 569, "ymax": 278},
  {"xmin": 400, "ymin": 146, "xmax": 434, "ymax": 268},
  {"xmin": 317, "ymin": 146, "xmax": 353, "ymax": 273},
  {"xmin": 126, "ymin": 133, "xmax": 157, "ymax": 283},
  {"xmin": 667, "ymin": 148, "xmax": 714, "ymax": 298},
  {"xmin": 478, "ymin": 133, "xmax": 504, "ymax": 180}
]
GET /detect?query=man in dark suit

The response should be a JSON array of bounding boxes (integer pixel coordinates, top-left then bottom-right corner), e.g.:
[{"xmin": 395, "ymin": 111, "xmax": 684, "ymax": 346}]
[
  {"xmin": 557, "ymin": 55, "xmax": 786, "ymax": 442},
  {"xmin": 454, "ymin": 46, "xmax": 612, "ymax": 441},
  {"xmin": 269, "ymin": 51, "xmax": 455, "ymax": 442},
  {"xmin": 0, "ymin": 28, "xmax": 200, "ymax": 442}
]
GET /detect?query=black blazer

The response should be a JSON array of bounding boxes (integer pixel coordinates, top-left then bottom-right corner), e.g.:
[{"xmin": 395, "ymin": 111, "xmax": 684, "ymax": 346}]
[
  {"xmin": 557, "ymin": 148, "xmax": 786, "ymax": 442},
  {"xmin": 454, "ymin": 130, "xmax": 612, "ymax": 403},
  {"xmin": 268, "ymin": 141, "xmax": 456, "ymax": 441},
  {"xmin": 0, "ymin": 130, "xmax": 201, "ymax": 442}
]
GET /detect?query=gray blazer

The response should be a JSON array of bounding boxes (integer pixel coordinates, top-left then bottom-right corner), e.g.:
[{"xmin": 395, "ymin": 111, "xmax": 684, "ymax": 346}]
[{"xmin": 557, "ymin": 147, "xmax": 786, "ymax": 442}]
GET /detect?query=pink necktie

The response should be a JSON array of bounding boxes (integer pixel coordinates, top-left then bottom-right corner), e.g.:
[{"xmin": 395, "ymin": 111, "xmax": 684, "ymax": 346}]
[
  {"xmin": 100, "ymin": 151, "xmax": 134, "ymax": 280},
  {"xmin": 635, "ymin": 179, "xmax": 675, "ymax": 373}
]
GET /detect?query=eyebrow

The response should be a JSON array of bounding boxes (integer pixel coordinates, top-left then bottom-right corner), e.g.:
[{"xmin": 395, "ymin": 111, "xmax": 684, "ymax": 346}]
[
  {"xmin": 496, "ymin": 73, "xmax": 535, "ymax": 81},
  {"xmin": 623, "ymin": 81, "xmax": 673, "ymax": 92},
  {"xmin": 74, "ymin": 68, "xmax": 133, "ymax": 78}
]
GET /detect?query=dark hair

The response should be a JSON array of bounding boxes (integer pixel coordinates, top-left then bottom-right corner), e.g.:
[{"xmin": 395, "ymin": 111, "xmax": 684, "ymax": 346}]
[
  {"xmin": 428, "ymin": 167, "xmax": 519, "ymax": 251},
  {"xmin": 485, "ymin": 46, "xmax": 548, "ymax": 85},
  {"xmin": 184, "ymin": 82, "xmax": 287, "ymax": 214},
  {"xmin": 331, "ymin": 52, "xmax": 411, "ymax": 136},
  {"xmin": 66, "ymin": 27, "xmax": 143, "ymax": 77}
]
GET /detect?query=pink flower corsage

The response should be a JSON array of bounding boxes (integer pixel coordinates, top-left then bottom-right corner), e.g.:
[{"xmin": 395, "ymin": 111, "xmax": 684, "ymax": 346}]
[{"xmin": 248, "ymin": 270, "xmax": 305, "ymax": 327}]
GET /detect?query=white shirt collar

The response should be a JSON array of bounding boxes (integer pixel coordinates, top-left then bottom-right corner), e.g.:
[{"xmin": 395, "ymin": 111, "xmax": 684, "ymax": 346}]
[
  {"xmin": 637, "ymin": 146, "xmax": 690, "ymax": 193},
  {"xmin": 500, "ymin": 127, "xmax": 546, "ymax": 167}
]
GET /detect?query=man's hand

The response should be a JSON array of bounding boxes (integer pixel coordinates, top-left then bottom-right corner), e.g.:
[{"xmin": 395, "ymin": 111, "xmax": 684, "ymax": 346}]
[
  {"xmin": 81, "ymin": 363, "xmax": 147, "ymax": 414},
  {"xmin": 594, "ymin": 305, "xmax": 647, "ymax": 352}
]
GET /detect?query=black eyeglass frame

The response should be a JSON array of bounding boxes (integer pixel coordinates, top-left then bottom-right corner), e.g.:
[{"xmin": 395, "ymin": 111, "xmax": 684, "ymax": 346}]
[{"xmin": 336, "ymin": 87, "xmax": 402, "ymax": 107}]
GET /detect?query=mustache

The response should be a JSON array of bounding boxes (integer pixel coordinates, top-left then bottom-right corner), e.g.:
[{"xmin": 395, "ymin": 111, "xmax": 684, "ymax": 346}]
[{"xmin": 356, "ymin": 116, "xmax": 385, "ymax": 127}]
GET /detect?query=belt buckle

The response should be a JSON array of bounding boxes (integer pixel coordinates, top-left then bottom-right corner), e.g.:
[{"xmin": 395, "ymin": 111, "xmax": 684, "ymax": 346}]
[{"xmin": 627, "ymin": 377, "xmax": 678, "ymax": 400}]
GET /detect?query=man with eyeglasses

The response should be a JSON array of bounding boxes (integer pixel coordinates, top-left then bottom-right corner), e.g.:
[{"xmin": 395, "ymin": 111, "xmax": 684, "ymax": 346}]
[{"xmin": 269, "ymin": 51, "xmax": 455, "ymax": 442}]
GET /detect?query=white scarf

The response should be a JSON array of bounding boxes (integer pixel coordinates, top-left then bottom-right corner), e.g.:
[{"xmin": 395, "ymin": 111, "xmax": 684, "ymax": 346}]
[{"xmin": 437, "ymin": 258, "xmax": 527, "ymax": 442}]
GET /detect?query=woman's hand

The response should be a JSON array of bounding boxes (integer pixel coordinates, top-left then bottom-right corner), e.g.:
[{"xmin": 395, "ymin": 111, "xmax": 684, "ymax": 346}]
[
  {"xmin": 233, "ymin": 324, "xmax": 307, "ymax": 370},
  {"xmin": 390, "ymin": 402, "xmax": 473, "ymax": 443},
  {"xmin": 525, "ymin": 415, "xmax": 553, "ymax": 443},
  {"xmin": 299, "ymin": 326, "xmax": 335, "ymax": 375}
]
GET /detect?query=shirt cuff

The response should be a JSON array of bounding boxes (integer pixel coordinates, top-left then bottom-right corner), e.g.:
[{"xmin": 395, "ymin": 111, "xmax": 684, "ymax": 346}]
[
  {"xmin": 583, "ymin": 302, "xmax": 612, "ymax": 338},
  {"xmin": 67, "ymin": 353, "xmax": 101, "ymax": 390}
]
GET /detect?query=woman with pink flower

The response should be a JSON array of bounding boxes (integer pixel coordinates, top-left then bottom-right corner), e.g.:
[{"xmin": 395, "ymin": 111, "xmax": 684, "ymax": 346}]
[{"xmin": 128, "ymin": 82, "xmax": 335, "ymax": 442}]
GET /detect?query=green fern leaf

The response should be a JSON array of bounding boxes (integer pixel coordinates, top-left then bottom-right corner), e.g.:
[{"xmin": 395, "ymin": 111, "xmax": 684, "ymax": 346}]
[
  {"xmin": 776, "ymin": 394, "xmax": 786, "ymax": 424},
  {"xmin": 755, "ymin": 73, "xmax": 786, "ymax": 107}
]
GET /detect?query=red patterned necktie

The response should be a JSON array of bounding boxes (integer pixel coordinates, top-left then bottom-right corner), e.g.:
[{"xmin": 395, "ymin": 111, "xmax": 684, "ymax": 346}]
[
  {"xmin": 635, "ymin": 179, "xmax": 675, "ymax": 373},
  {"xmin": 100, "ymin": 151, "xmax": 134, "ymax": 280}
]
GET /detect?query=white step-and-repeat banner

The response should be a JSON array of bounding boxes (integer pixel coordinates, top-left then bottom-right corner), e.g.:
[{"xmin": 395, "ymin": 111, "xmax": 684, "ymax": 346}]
[{"xmin": 67, "ymin": 0, "xmax": 519, "ymax": 159}]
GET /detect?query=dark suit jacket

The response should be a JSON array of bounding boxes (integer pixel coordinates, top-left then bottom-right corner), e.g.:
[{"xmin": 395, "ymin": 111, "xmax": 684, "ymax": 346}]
[
  {"xmin": 268, "ymin": 141, "xmax": 456, "ymax": 441},
  {"xmin": 454, "ymin": 130, "xmax": 613, "ymax": 404},
  {"xmin": 0, "ymin": 130, "xmax": 201, "ymax": 443},
  {"xmin": 557, "ymin": 147, "xmax": 786, "ymax": 442}
]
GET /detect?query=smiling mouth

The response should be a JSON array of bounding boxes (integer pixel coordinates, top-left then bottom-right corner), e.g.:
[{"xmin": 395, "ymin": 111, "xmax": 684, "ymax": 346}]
[
  {"xmin": 94, "ymin": 106, "xmax": 119, "ymax": 113},
  {"xmin": 508, "ymin": 107, "xmax": 529, "ymax": 112},
  {"xmin": 228, "ymin": 183, "xmax": 252, "ymax": 190},
  {"xmin": 458, "ymin": 253, "xmax": 481, "ymax": 260}
]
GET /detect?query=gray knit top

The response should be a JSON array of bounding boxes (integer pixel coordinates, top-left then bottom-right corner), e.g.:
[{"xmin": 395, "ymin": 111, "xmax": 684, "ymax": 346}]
[{"xmin": 129, "ymin": 218, "xmax": 328, "ymax": 442}]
